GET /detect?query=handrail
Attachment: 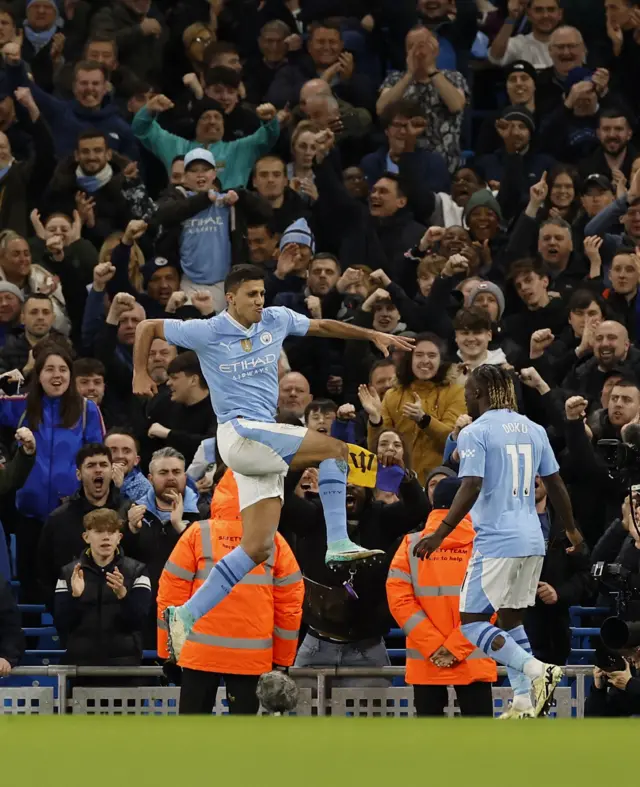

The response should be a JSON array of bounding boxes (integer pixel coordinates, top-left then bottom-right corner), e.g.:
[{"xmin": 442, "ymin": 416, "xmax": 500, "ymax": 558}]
[
  {"xmin": 7, "ymin": 665, "xmax": 594, "ymax": 678},
  {"xmin": 2, "ymin": 665, "xmax": 595, "ymax": 717}
]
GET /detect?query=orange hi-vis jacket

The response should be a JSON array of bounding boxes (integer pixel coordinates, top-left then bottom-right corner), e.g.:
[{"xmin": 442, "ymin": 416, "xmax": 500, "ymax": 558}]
[
  {"xmin": 387, "ymin": 509, "xmax": 497, "ymax": 686},
  {"xmin": 157, "ymin": 470, "xmax": 304, "ymax": 674}
]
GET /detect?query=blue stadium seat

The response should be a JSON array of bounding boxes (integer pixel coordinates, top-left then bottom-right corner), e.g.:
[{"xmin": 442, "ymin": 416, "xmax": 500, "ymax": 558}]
[
  {"xmin": 21, "ymin": 650, "xmax": 63, "ymax": 666},
  {"xmin": 17, "ymin": 604, "xmax": 47, "ymax": 615}
]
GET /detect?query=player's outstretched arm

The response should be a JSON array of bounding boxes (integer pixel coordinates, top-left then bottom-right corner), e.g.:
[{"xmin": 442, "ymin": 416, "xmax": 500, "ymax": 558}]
[
  {"xmin": 307, "ymin": 319, "xmax": 415, "ymax": 357},
  {"xmin": 413, "ymin": 476, "xmax": 483, "ymax": 559},
  {"xmin": 133, "ymin": 319, "xmax": 166, "ymax": 397},
  {"xmin": 541, "ymin": 471, "xmax": 584, "ymax": 549}
]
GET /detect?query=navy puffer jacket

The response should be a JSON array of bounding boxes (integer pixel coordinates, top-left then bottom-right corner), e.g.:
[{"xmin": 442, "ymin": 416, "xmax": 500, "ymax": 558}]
[{"xmin": 0, "ymin": 395, "xmax": 104, "ymax": 520}]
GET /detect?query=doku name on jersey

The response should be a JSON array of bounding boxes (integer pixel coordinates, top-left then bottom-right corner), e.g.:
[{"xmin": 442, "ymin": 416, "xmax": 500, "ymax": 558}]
[{"xmin": 502, "ymin": 422, "xmax": 528, "ymax": 433}]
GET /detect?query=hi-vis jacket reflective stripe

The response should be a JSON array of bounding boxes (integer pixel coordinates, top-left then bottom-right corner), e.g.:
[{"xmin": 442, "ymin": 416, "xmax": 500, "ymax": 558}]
[
  {"xmin": 386, "ymin": 509, "xmax": 497, "ymax": 686},
  {"xmin": 157, "ymin": 470, "xmax": 303, "ymax": 674}
]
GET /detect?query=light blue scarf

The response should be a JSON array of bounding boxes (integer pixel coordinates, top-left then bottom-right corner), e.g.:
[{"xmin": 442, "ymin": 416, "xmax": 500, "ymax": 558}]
[
  {"xmin": 23, "ymin": 21, "xmax": 60, "ymax": 53},
  {"xmin": 76, "ymin": 164, "xmax": 113, "ymax": 194},
  {"xmin": 0, "ymin": 162, "xmax": 12, "ymax": 181}
]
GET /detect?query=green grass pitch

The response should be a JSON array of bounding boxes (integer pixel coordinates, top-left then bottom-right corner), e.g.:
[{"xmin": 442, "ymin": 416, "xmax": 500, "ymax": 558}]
[{"xmin": 1, "ymin": 717, "xmax": 638, "ymax": 786}]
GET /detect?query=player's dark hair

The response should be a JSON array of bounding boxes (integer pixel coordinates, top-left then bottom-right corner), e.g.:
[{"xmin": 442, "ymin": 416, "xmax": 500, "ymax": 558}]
[
  {"xmin": 76, "ymin": 443, "xmax": 112, "ymax": 470},
  {"xmin": 304, "ymin": 398, "xmax": 337, "ymax": 420},
  {"xmin": 224, "ymin": 264, "xmax": 266, "ymax": 293},
  {"xmin": 471, "ymin": 364, "xmax": 518, "ymax": 412},
  {"xmin": 396, "ymin": 332, "xmax": 452, "ymax": 388},
  {"xmin": 168, "ymin": 350, "xmax": 207, "ymax": 389},
  {"xmin": 453, "ymin": 306, "xmax": 492, "ymax": 333}
]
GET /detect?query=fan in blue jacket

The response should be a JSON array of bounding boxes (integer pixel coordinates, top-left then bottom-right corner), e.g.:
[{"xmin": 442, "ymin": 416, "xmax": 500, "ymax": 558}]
[
  {"xmin": 2, "ymin": 55, "xmax": 139, "ymax": 160},
  {"xmin": 0, "ymin": 350, "xmax": 105, "ymax": 522}
]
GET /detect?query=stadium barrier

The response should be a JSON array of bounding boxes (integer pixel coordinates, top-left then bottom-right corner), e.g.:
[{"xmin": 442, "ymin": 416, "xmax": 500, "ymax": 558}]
[{"xmin": 0, "ymin": 666, "xmax": 593, "ymax": 717}]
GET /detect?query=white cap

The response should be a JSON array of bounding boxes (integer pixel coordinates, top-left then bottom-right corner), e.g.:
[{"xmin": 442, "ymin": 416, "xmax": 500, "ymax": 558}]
[{"xmin": 184, "ymin": 148, "xmax": 216, "ymax": 169}]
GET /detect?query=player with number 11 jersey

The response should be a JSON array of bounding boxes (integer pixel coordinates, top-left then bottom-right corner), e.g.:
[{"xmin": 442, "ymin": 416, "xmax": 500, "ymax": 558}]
[{"xmin": 457, "ymin": 408, "xmax": 557, "ymax": 559}]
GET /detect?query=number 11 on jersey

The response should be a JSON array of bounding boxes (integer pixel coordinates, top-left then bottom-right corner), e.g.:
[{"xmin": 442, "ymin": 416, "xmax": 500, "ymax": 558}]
[{"xmin": 505, "ymin": 443, "xmax": 533, "ymax": 497}]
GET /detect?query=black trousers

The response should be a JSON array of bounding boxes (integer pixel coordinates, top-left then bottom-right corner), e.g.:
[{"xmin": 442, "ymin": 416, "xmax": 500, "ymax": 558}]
[
  {"xmin": 179, "ymin": 667, "xmax": 260, "ymax": 715},
  {"xmin": 14, "ymin": 514, "xmax": 44, "ymax": 603},
  {"xmin": 413, "ymin": 682, "xmax": 494, "ymax": 717}
]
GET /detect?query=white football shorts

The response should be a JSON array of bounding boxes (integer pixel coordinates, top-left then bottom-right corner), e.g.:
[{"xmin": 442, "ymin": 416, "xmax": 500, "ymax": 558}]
[
  {"xmin": 217, "ymin": 418, "xmax": 308, "ymax": 510},
  {"xmin": 459, "ymin": 551, "xmax": 544, "ymax": 614}
]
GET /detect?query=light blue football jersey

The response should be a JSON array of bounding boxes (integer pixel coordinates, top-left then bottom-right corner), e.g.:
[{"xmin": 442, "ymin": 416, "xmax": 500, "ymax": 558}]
[
  {"xmin": 457, "ymin": 409, "xmax": 559, "ymax": 558},
  {"xmin": 163, "ymin": 307, "xmax": 310, "ymax": 423}
]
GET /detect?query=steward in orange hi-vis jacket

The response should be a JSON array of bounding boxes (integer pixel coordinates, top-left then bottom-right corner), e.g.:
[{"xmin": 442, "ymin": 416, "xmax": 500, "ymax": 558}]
[
  {"xmin": 157, "ymin": 469, "xmax": 304, "ymax": 714},
  {"xmin": 387, "ymin": 477, "xmax": 497, "ymax": 717}
]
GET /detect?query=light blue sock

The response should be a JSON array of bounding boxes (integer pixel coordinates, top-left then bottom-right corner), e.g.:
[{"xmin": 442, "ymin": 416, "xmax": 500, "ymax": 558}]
[
  {"xmin": 460, "ymin": 621, "xmax": 535, "ymax": 673},
  {"xmin": 319, "ymin": 458, "xmax": 349, "ymax": 544},
  {"xmin": 507, "ymin": 625, "xmax": 533, "ymax": 697},
  {"xmin": 183, "ymin": 546, "xmax": 256, "ymax": 620}
]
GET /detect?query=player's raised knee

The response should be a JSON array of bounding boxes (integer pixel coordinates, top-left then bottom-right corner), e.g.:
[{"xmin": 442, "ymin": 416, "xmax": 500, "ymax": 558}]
[
  {"xmin": 332, "ymin": 438, "xmax": 349, "ymax": 462},
  {"xmin": 241, "ymin": 532, "xmax": 276, "ymax": 564},
  {"xmin": 491, "ymin": 635, "xmax": 506, "ymax": 651}
]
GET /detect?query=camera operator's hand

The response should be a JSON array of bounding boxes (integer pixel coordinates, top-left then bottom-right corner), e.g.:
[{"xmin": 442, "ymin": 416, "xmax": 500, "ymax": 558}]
[
  {"xmin": 607, "ymin": 661, "xmax": 632, "ymax": 690},
  {"xmin": 593, "ymin": 666, "xmax": 607, "ymax": 689}
]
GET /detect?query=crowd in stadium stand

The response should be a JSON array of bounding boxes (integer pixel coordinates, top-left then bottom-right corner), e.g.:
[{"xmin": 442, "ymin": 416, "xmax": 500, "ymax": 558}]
[{"xmin": 1, "ymin": 0, "xmax": 640, "ymax": 716}]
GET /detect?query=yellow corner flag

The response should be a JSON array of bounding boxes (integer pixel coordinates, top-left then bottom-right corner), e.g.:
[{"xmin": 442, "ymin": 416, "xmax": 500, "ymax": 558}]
[{"xmin": 346, "ymin": 444, "xmax": 378, "ymax": 488}]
